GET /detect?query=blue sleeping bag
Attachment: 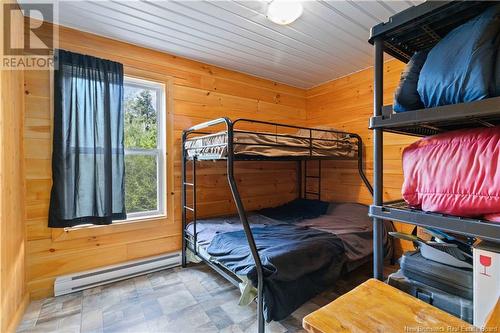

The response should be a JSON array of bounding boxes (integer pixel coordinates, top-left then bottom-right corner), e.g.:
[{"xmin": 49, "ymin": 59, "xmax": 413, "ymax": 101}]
[
  {"xmin": 393, "ymin": 50, "xmax": 429, "ymax": 112},
  {"xmin": 418, "ymin": 5, "xmax": 500, "ymax": 108}
]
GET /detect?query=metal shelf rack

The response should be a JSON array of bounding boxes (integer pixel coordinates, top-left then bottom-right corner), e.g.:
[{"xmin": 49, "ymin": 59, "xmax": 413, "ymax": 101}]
[
  {"xmin": 370, "ymin": 201, "xmax": 499, "ymax": 243},
  {"xmin": 368, "ymin": 0, "xmax": 500, "ymax": 280},
  {"xmin": 370, "ymin": 97, "xmax": 500, "ymax": 137}
]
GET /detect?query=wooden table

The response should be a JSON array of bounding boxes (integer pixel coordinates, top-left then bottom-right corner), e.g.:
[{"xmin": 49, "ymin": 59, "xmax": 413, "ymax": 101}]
[{"xmin": 303, "ymin": 278, "xmax": 474, "ymax": 333}]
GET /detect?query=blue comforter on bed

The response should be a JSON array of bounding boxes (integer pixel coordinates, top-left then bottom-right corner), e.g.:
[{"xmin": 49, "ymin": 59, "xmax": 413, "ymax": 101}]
[{"xmin": 206, "ymin": 223, "xmax": 345, "ymax": 321}]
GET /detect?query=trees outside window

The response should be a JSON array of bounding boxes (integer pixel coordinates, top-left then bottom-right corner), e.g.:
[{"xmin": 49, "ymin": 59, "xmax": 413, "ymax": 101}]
[{"xmin": 123, "ymin": 77, "xmax": 166, "ymax": 219}]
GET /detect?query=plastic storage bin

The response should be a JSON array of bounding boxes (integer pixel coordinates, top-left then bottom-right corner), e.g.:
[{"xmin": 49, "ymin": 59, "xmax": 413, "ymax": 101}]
[
  {"xmin": 400, "ymin": 251, "xmax": 473, "ymax": 299},
  {"xmin": 387, "ymin": 270, "xmax": 473, "ymax": 323}
]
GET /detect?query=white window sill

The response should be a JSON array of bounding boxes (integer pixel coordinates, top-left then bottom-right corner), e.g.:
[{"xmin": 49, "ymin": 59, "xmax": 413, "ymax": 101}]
[
  {"xmin": 64, "ymin": 213, "xmax": 167, "ymax": 231},
  {"xmin": 119, "ymin": 213, "xmax": 167, "ymax": 223}
]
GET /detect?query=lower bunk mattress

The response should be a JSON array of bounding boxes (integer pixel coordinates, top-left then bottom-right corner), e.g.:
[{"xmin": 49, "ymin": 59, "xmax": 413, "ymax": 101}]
[{"xmin": 185, "ymin": 199, "xmax": 393, "ymax": 322}]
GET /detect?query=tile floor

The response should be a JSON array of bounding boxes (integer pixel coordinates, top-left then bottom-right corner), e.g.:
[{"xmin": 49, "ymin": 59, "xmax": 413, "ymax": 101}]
[{"xmin": 17, "ymin": 263, "xmax": 378, "ymax": 333}]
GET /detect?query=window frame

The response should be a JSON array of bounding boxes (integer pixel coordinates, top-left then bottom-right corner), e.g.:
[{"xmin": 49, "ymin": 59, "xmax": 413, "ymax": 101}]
[{"xmin": 122, "ymin": 76, "xmax": 166, "ymax": 221}]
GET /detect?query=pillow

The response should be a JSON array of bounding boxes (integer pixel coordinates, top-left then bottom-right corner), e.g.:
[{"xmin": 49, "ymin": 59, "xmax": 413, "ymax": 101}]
[
  {"xmin": 418, "ymin": 5, "xmax": 500, "ymax": 108},
  {"xmin": 393, "ymin": 50, "xmax": 428, "ymax": 112},
  {"xmin": 402, "ymin": 126, "xmax": 500, "ymax": 217}
]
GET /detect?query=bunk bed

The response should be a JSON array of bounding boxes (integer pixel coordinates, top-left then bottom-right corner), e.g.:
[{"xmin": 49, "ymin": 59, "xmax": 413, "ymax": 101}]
[
  {"xmin": 368, "ymin": 0, "xmax": 500, "ymax": 281},
  {"xmin": 181, "ymin": 118, "xmax": 382, "ymax": 333}
]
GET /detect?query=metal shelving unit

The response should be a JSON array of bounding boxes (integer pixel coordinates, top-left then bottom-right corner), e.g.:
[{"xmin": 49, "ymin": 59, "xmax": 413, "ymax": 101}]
[
  {"xmin": 370, "ymin": 97, "xmax": 500, "ymax": 137},
  {"xmin": 370, "ymin": 201, "xmax": 499, "ymax": 243},
  {"xmin": 368, "ymin": 1, "xmax": 496, "ymax": 62},
  {"xmin": 368, "ymin": 0, "xmax": 500, "ymax": 280}
]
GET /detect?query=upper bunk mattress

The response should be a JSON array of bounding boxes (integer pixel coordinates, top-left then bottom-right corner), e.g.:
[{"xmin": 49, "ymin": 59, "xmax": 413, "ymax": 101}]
[{"xmin": 184, "ymin": 130, "xmax": 357, "ymax": 159}]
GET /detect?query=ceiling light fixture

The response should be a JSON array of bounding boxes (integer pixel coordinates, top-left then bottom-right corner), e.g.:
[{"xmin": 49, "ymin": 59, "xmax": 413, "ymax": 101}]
[{"xmin": 267, "ymin": 0, "xmax": 303, "ymax": 25}]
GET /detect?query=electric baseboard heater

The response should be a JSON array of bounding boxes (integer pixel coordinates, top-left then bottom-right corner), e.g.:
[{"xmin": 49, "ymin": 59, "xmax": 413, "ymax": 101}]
[{"xmin": 54, "ymin": 252, "xmax": 181, "ymax": 296}]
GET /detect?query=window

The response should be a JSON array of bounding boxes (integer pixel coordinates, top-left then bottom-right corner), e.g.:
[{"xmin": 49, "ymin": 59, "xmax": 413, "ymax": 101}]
[{"xmin": 123, "ymin": 77, "xmax": 166, "ymax": 219}]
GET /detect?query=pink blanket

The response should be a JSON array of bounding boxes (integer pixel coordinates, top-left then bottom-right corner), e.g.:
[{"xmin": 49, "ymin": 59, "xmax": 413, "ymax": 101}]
[{"xmin": 402, "ymin": 126, "xmax": 500, "ymax": 222}]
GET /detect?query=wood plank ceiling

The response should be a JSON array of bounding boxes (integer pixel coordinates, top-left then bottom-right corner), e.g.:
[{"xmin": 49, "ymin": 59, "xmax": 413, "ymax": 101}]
[{"xmin": 33, "ymin": 0, "xmax": 422, "ymax": 88}]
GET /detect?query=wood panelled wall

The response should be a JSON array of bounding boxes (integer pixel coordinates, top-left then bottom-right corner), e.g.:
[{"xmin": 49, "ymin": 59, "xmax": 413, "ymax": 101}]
[
  {"xmin": 306, "ymin": 60, "xmax": 415, "ymax": 254},
  {"xmin": 0, "ymin": 2, "xmax": 29, "ymax": 332},
  {"xmin": 23, "ymin": 21, "xmax": 416, "ymax": 300},
  {"xmin": 24, "ymin": 24, "xmax": 306, "ymax": 299}
]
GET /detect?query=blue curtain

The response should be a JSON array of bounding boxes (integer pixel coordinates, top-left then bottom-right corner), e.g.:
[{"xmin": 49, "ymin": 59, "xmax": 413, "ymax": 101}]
[{"xmin": 49, "ymin": 49, "xmax": 126, "ymax": 228}]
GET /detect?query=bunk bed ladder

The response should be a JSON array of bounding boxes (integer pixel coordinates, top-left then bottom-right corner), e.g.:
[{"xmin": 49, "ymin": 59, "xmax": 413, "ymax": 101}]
[
  {"xmin": 185, "ymin": 157, "xmax": 197, "ymax": 254},
  {"xmin": 304, "ymin": 160, "xmax": 321, "ymax": 200},
  {"xmin": 181, "ymin": 134, "xmax": 197, "ymax": 267}
]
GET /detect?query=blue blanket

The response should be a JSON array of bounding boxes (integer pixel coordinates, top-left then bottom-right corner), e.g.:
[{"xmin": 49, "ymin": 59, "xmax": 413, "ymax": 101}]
[
  {"xmin": 256, "ymin": 198, "xmax": 329, "ymax": 222},
  {"xmin": 207, "ymin": 223, "xmax": 345, "ymax": 321}
]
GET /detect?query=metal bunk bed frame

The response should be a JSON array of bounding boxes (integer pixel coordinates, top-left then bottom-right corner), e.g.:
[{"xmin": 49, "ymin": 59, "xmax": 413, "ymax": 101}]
[
  {"xmin": 369, "ymin": 0, "xmax": 500, "ymax": 281},
  {"xmin": 181, "ymin": 118, "xmax": 372, "ymax": 333}
]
